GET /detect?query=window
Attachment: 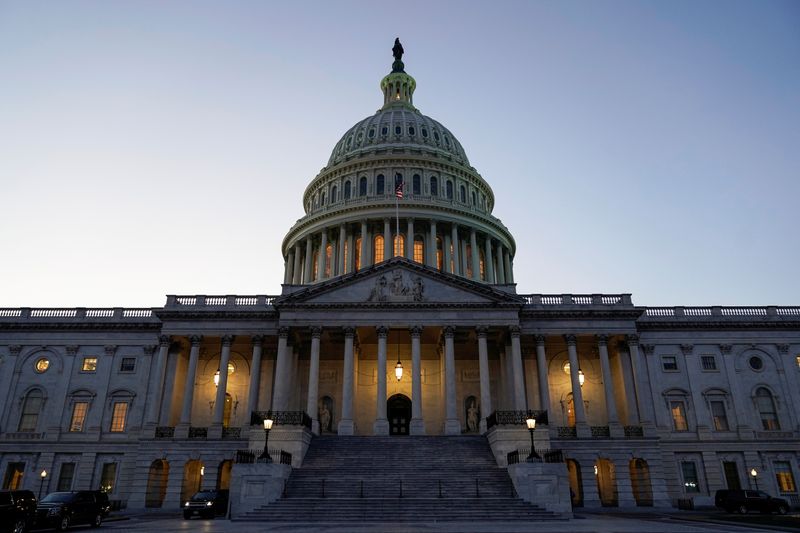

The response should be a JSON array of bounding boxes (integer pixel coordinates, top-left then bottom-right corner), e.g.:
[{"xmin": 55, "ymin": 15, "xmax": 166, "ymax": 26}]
[
  {"xmin": 35, "ymin": 357, "xmax": 50, "ymax": 373},
  {"xmin": 681, "ymin": 461, "xmax": 700, "ymax": 493},
  {"xmin": 430, "ymin": 177, "xmax": 438, "ymax": 196},
  {"xmin": 100, "ymin": 463, "xmax": 117, "ymax": 493},
  {"xmin": 662, "ymin": 356, "xmax": 678, "ymax": 371},
  {"xmin": 421, "ymin": 128, "xmax": 428, "ymax": 138},
  {"xmin": 331, "ymin": 185, "xmax": 337, "ymax": 202},
  {"xmin": 320, "ymin": 191, "xmax": 325, "ymax": 205},
  {"xmin": 436, "ymin": 237, "xmax": 443, "ymax": 271},
  {"xmin": 376, "ymin": 174, "xmax": 385, "ymax": 195},
  {"xmin": 466, "ymin": 245, "xmax": 473, "ymax": 278},
  {"xmin": 755, "ymin": 387, "xmax": 780, "ymax": 430},
  {"xmin": 395, "ymin": 173, "xmax": 403, "ymax": 190},
  {"xmin": 57, "ymin": 463, "xmax": 75, "ymax": 491},
  {"xmin": 393, "ymin": 234, "xmax": 404, "ymax": 257},
  {"xmin": 324, "ymin": 244, "xmax": 333, "ymax": 278},
  {"xmin": 479, "ymin": 250, "xmax": 486, "ymax": 280},
  {"xmin": 413, "ymin": 174, "xmax": 421, "ymax": 195},
  {"xmin": 119, "ymin": 358, "xmax": 136, "ymax": 373},
  {"xmin": 446, "ymin": 180, "xmax": 453, "ymax": 199},
  {"xmin": 359, "ymin": 177, "xmax": 367, "ymax": 196},
  {"xmin": 434, "ymin": 131, "xmax": 440, "ymax": 141},
  {"xmin": 472, "ymin": 191, "xmax": 477, "ymax": 205},
  {"xmin": 312, "ymin": 251, "xmax": 319, "ymax": 281},
  {"xmin": 82, "ymin": 357, "xmax": 97, "ymax": 372},
  {"xmin": 2, "ymin": 463, "xmax": 25, "ymax": 490},
  {"xmin": 796, "ymin": 355, "xmax": 800, "ymax": 369},
  {"xmin": 413, "ymin": 238, "xmax": 424, "ymax": 263},
  {"xmin": 70, "ymin": 402, "xmax": 88, "ymax": 432},
  {"xmin": 110, "ymin": 402, "xmax": 128, "ymax": 432},
  {"xmin": 344, "ymin": 181, "xmax": 351, "ymax": 199},
  {"xmin": 670, "ymin": 401, "xmax": 688, "ymax": 431},
  {"xmin": 710, "ymin": 400, "xmax": 729, "ymax": 431},
  {"xmin": 408, "ymin": 126, "xmax": 415, "ymax": 136},
  {"xmin": 749, "ymin": 356, "xmax": 764, "ymax": 371},
  {"xmin": 343, "ymin": 240, "xmax": 349, "ymax": 273},
  {"xmin": 381, "ymin": 126, "xmax": 388, "ymax": 136},
  {"xmin": 374, "ymin": 235, "xmax": 384, "ymax": 263},
  {"xmin": 774, "ymin": 461, "xmax": 796, "ymax": 493},
  {"xmin": 354, "ymin": 237, "xmax": 362, "ymax": 271},
  {"xmin": 459, "ymin": 185, "xmax": 466, "ymax": 203},
  {"xmin": 701, "ymin": 355, "xmax": 717, "ymax": 371},
  {"xmin": 18, "ymin": 389, "xmax": 43, "ymax": 432},
  {"xmin": 368, "ymin": 128, "xmax": 375, "ymax": 139}
]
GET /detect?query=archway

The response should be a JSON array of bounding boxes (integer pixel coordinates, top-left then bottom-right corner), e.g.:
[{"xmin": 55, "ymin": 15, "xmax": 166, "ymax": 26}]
[
  {"xmin": 145, "ymin": 459, "xmax": 169, "ymax": 508},
  {"xmin": 566, "ymin": 459, "xmax": 583, "ymax": 507},
  {"xmin": 387, "ymin": 394, "xmax": 411, "ymax": 435},
  {"xmin": 630, "ymin": 458, "xmax": 653, "ymax": 506},
  {"xmin": 180, "ymin": 460, "xmax": 203, "ymax": 504},
  {"xmin": 595, "ymin": 458, "xmax": 618, "ymax": 507},
  {"xmin": 217, "ymin": 460, "xmax": 232, "ymax": 491}
]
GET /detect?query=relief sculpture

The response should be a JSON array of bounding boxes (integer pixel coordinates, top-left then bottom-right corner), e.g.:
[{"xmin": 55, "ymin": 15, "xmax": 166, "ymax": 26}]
[{"xmin": 367, "ymin": 270, "xmax": 425, "ymax": 302}]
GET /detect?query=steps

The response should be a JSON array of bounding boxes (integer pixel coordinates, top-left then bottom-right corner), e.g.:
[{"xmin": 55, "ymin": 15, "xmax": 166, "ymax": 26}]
[{"xmin": 238, "ymin": 435, "xmax": 562, "ymax": 522}]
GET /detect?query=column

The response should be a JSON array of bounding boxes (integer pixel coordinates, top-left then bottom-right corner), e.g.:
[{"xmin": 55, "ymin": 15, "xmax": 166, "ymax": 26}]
[
  {"xmin": 534, "ymin": 335, "xmax": 551, "ymax": 413},
  {"xmin": 443, "ymin": 234, "xmax": 452, "ymax": 274},
  {"xmin": 338, "ymin": 327, "xmax": 356, "ymax": 435},
  {"xmin": 504, "ymin": 250, "xmax": 513, "ymax": 283},
  {"xmin": 211, "ymin": 335, "xmax": 234, "ymax": 431},
  {"xmin": 597, "ymin": 335, "xmax": 622, "ymax": 437},
  {"xmin": 360, "ymin": 220, "xmax": 368, "ymax": 270},
  {"xmin": 383, "ymin": 218, "xmax": 391, "ymax": 261},
  {"xmin": 477, "ymin": 326, "xmax": 492, "ymax": 434},
  {"xmin": 484, "ymin": 236, "xmax": 494, "ymax": 283},
  {"xmin": 410, "ymin": 326, "xmax": 425, "ymax": 434},
  {"xmin": 306, "ymin": 327, "xmax": 322, "ymax": 434},
  {"xmin": 565, "ymin": 334, "xmax": 590, "ymax": 437},
  {"xmin": 303, "ymin": 237, "xmax": 313, "ymax": 283},
  {"xmin": 284, "ymin": 250, "xmax": 294, "ymax": 285},
  {"xmin": 406, "ymin": 218, "xmax": 414, "ymax": 260},
  {"xmin": 318, "ymin": 230, "xmax": 328, "ymax": 280},
  {"xmin": 509, "ymin": 326, "xmax": 526, "ymax": 410},
  {"xmin": 271, "ymin": 328, "xmax": 291, "ymax": 411},
  {"xmin": 470, "ymin": 229, "xmax": 480, "ymax": 281},
  {"xmin": 461, "ymin": 239, "xmax": 469, "ymax": 276},
  {"xmin": 429, "ymin": 220, "xmax": 437, "ymax": 268},
  {"xmin": 245, "ymin": 336, "xmax": 263, "ymax": 421},
  {"xmin": 496, "ymin": 244, "xmax": 506, "ymax": 284},
  {"xmin": 145, "ymin": 335, "xmax": 170, "ymax": 428},
  {"xmin": 627, "ymin": 335, "xmax": 654, "ymax": 430},
  {"xmin": 374, "ymin": 326, "xmax": 390, "ymax": 434},
  {"xmin": 337, "ymin": 224, "xmax": 346, "ymax": 276},
  {"xmin": 177, "ymin": 335, "xmax": 202, "ymax": 432},
  {"xmin": 292, "ymin": 243, "xmax": 302, "ymax": 284},
  {"xmin": 443, "ymin": 326, "xmax": 460, "ymax": 434},
  {"xmin": 451, "ymin": 224, "xmax": 461, "ymax": 275}
]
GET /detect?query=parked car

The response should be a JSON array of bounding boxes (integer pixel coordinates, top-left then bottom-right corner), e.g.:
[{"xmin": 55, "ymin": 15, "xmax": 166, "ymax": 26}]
[
  {"xmin": 35, "ymin": 491, "xmax": 105, "ymax": 530},
  {"xmin": 0, "ymin": 490, "xmax": 37, "ymax": 533},
  {"xmin": 182, "ymin": 490, "xmax": 229, "ymax": 519},
  {"xmin": 715, "ymin": 489, "xmax": 790, "ymax": 514}
]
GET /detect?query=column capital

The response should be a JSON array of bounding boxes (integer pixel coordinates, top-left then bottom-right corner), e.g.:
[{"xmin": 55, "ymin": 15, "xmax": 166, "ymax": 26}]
[
  {"xmin": 143, "ymin": 345, "xmax": 157, "ymax": 355},
  {"xmin": 376, "ymin": 326, "xmax": 389, "ymax": 338},
  {"xmin": 221, "ymin": 335, "xmax": 235, "ymax": 346},
  {"xmin": 508, "ymin": 325, "xmax": 521, "ymax": 338},
  {"xmin": 158, "ymin": 335, "xmax": 171, "ymax": 346},
  {"xmin": 66, "ymin": 345, "xmax": 79, "ymax": 355},
  {"xmin": 277, "ymin": 327, "xmax": 290, "ymax": 339},
  {"xmin": 641, "ymin": 344, "xmax": 655, "ymax": 355},
  {"xmin": 189, "ymin": 335, "xmax": 203, "ymax": 346},
  {"xmin": 343, "ymin": 326, "xmax": 356, "ymax": 338},
  {"xmin": 251, "ymin": 335, "xmax": 264, "ymax": 347},
  {"xmin": 680, "ymin": 343, "xmax": 693, "ymax": 356},
  {"xmin": 564, "ymin": 334, "xmax": 577, "ymax": 346},
  {"xmin": 626, "ymin": 333, "xmax": 640, "ymax": 346},
  {"xmin": 475, "ymin": 326, "xmax": 488, "ymax": 338},
  {"xmin": 409, "ymin": 325, "xmax": 423, "ymax": 338},
  {"xmin": 9, "ymin": 345, "xmax": 22, "ymax": 356},
  {"xmin": 311, "ymin": 326, "xmax": 323, "ymax": 339},
  {"xmin": 534, "ymin": 334, "xmax": 546, "ymax": 346},
  {"xmin": 776, "ymin": 343, "xmax": 789, "ymax": 355},
  {"xmin": 596, "ymin": 334, "xmax": 609, "ymax": 346},
  {"xmin": 719, "ymin": 344, "xmax": 733, "ymax": 355},
  {"xmin": 443, "ymin": 325, "xmax": 455, "ymax": 338}
]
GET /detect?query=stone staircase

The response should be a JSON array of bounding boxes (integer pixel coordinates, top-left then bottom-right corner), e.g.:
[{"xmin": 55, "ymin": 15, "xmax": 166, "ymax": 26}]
[{"xmin": 238, "ymin": 435, "xmax": 562, "ymax": 522}]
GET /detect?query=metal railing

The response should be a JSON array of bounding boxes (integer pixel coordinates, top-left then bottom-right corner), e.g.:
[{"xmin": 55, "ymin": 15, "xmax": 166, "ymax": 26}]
[
  {"xmin": 485, "ymin": 410, "xmax": 548, "ymax": 429},
  {"xmin": 234, "ymin": 449, "xmax": 292, "ymax": 465},
  {"xmin": 154, "ymin": 426, "xmax": 174, "ymax": 439},
  {"xmin": 507, "ymin": 448, "xmax": 565, "ymax": 465},
  {"xmin": 557, "ymin": 426, "xmax": 577, "ymax": 439},
  {"xmin": 188, "ymin": 427, "xmax": 208, "ymax": 439},
  {"xmin": 623, "ymin": 425, "xmax": 644, "ymax": 438},
  {"xmin": 250, "ymin": 411, "xmax": 312, "ymax": 430}
]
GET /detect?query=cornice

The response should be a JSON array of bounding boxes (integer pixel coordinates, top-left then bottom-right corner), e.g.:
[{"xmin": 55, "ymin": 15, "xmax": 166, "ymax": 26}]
[
  {"xmin": 635, "ymin": 320, "xmax": 800, "ymax": 331},
  {"xmin": 0, "ymin": 322, "xmax": 162, "ymax": 332},
  {"xmin": 154, "ymin": 310, "xmax": 279, "ymax": 321}
]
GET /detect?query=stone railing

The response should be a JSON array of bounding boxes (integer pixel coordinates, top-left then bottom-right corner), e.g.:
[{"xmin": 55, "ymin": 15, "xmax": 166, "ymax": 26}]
[
  {"xmin": 0, "ymin": 308, "xmax": 156, "ymax": 321},
  {"xmin": 521, "ymin": 294, "xmax": 632, "ymax": 307},
  {"xmin": 642, "ymin": 306, "xmax": 800, "ymax": 320},
  {"xmin": 165, "ymin": 295, "xmax": 279, "ymax": 309}
]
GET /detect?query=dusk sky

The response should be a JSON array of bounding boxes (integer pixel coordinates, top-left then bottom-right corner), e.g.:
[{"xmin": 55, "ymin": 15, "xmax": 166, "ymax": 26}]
[{"xmin": 1, "ymin": 1, "xmax": 798, "ymax": 308}]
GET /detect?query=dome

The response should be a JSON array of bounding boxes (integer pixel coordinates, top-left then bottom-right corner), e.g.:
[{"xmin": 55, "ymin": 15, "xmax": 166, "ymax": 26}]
[{"xmin": 327, "ymin": 107, "xmax": 470, "ymax": 168}]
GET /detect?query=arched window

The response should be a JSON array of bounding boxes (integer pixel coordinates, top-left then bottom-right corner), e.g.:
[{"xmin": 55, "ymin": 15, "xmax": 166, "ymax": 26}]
[
  {"xmin": 312, "ymin": 251, "xmax": 319, "ymax": 281},
  {"xmin": 359, "ymin": 176, "xmax": 367, "ymax": 196},
  {"xmin": 446, "ymin": 180, "xmax": 454, "ymax": 200},
  {"xmin": 223, "ymin": 392, "xmax": 233, "ymax": 427},
  {"xmin": 376, "ymin": 174, "xmax": 385, "ymax": 195},
  {"xmin": 180, "ymin": 460, "xmax": 203, "ymax": 505},
  {"xmin": 466, "ymin": 244, "xmax": 473, "ymax": 278},
  {"xmin": 472, "ymin": 191, "xmax": 477, "ymax": 205},
  {"xmin": 320, "ymin": 191, "xmax": 326, "ymax": 206},
  {"xmin": 430, "ymin": 176, "xmax": 438, "ymax": 196},
  {"xmin": 479, "ymin": 249, "xmax": 486, "ymax": 280},
  {"xmin": 395, "ymin": 172, "xmax": 403, "ymax": 191},
  {"xmin": 413, "ymin": 237, "xmax": 424, "ymax": 263},
  {"xmin": 331, "ymin": 185, "xmax": 337, "ymax": 203},
  {"xmin": 354, "ymin": 237, "xmax": 362, "ymax": 271},
  {"xmin": 566, "ymin": 459, "xmax": 583, "ymax": 507},
  {"xmin": 343, "ymin": 240, "xmax": 349, "ymax": 273},
  {"xmin": 393, "ymin": 234, "xmax": 404, "ymax": 257},
  {"xmin": 18, "ymin": 389, "xmax": 44, "ymax": 432},
  {"xmin": 374, "ymin": 235, "xmax": 384, "ymax": 263},
  {"xmin": 324, "ymin": 244, "xmax": 333, "ymax": 278},
  {"xmin": 344, "ymin": 181, "xmax": 351, "ymax": 199},
  {"xmin": 459, "ymin": 185, "xmax": 466, "ymax": 203},
  {"xmin": 436, "ymin": 237, "xmax": 444, "ymax": 270},
  {"xmin": 413, "ymin": 174, "xmax": 421, "ymax": 195},
  {"xmin": 755, "ymin": 387, "xmax": 780, "ymax": 430}
]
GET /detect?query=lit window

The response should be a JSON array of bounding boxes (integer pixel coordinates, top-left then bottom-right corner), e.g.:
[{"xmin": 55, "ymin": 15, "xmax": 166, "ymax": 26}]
[
  {"xmin": 413, "ymin": 238, "xmax": 424, "ymax": 263},
  {"xmin": 710, "ymin": 400, "xmax": 729, "ymax": 431},
  {"xmin": 393, "ymin": 234, "xmax": 404, "ymax": 257},
  {"xmin": 701, "ymin": 356, "xmax": 717, "ymax": 371},
  {"xmin": 671, "ymin": 401, "xmax": 688, "ymax": 431},
  {"xmin": 796, "ymin": 355, "xmax": 800, "ymax": 369},
  {"xmin": 324, "ymin": 244, "xmax": 333, "ymax": 278},
  {"xmin": 119, "ymin": 358, "xmax": 136, "ymax": 373},
  {"xmin": 479, "ymin": 250, "xmax": 486, "ymax": 280},
  {"xmin": 312, "ymin": 251, "xmax": 319, "ymax": 281},
  {"xmin": 110, "ymin": 402, "xmax": 128, "ymax": 432},
  {"xmin": 100, "ymin": 463, "xmax": 117, "ymax": 493},
  {"xmin": 774, "ymin": 461, "xmax": 797, "ymax": 493},
  {"xmin": 343, "ymin": 240, "xmax": 349, "ymax": 273},
  {"xmin": 466, "ymin": 245, "xmax": 473, "ymax": 278},
  {"xmin": 35, "ymin": 357, "xmax": 50, "ymax": 373},
  {"xmin": 354, "ymin": 237, "xmax": 362, "ymax": 271},
  {"xmin": 82, "ymin": 358, "xmax": 97, "ymax": 372},
  {"xmin": 662, "ymin": 356, "xmax": 678, "ymax": 371},
  {"xmin": 681, "ymin": 461, "xmax": 700, "ymax": 493},
  {"xmin": 755, "ymin": 387, "xmax": 780, "ymax": 430},
  {"xmin": 70, "ymin": 402, "xmax": 88, "ymax": 432},
  {"xmin": 436, "ymin": 238, "xmax": 443, "ymax": 270},
  {"xmin": 374, "ymin": 235, "xmax": 384, "ymax": 263}
]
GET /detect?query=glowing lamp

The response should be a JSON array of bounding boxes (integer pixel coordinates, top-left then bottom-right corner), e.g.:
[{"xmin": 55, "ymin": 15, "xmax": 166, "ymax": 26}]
[{"xmin": 395, "ymin": 359, "xmax": 403, "ymax": 381}]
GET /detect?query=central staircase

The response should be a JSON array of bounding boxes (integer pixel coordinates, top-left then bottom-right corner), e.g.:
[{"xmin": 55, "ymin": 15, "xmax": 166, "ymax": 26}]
[{"xmin": 238, "ymin": 435, "xmax": 562, "ymax": 522}]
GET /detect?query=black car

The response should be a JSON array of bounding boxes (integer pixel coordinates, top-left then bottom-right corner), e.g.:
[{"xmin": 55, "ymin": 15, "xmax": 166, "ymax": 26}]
[
  {"xmin": 715, "ymin": 489, "xmax": 790, "ymax": 514},
  {"xmin": 182, "ymin": 490, "xmax": 229, "ymax": 519},
  {"xmin": 0, "ymin": 490, "xmax": 37, "ymax": 533},
  {"xmin": 35, "ymin": 491, "xmax": 105, "ymax": 530}
]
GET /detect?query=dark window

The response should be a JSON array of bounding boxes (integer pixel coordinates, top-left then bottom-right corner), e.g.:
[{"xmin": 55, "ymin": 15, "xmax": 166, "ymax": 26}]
[
  {"xmin": 368, "ymin": 128, "xmax": 375, "ymax": 138},
  {"xmin": 662, "ymin": 356, "xmax": 678, "ymax": 371},
  {"xmin": 430, "ymin": 177, "xmax": 438, "ymax": 196},
  {"xmin": 331, "ymin": 185, "xmax": 337, "ymax": 202},
  {"xmin": 749, "ymin": 356, "xmax": 763, "ymax": 370},
  {"xmin": 120, "ymin": 358, "xmax": 136, "ymax": 372},
  {"xmin": 359, "ymin": 177, "xmax": 367, "ymax": 196},
  {"xmin": 701, "ymin": 356, "xmax": 717, "ymax": 371},
  {"xmin": 471, "ymin": 191, "xmax": 477, "ymax": 205},
  {"xmin": 376, "ymin": 175, "xmax": 385, "ymax": 195},
  {"xmin": 422, "ymin": 128, "xmax": 428, "ymax": 138},
  {"xmin": 344, "ymin": 181, "xmax": 351, "ymax": 199},
  {"xmin": 408, "ymin": 126, "xmax": 415, "ymax": 136},
  {"xmin": 710, "ymin": 401, "xmax": 729, "ymax": 431},
  {"xmin": 446, "ymin": 180, "xmax": 453, "ymax": 200},
  {"xmin": 18, "ymin": 389, "xmax": 43, "ymax": 432},
  {"xmin": 459, "ymin": 185, "xmax": 466, "ymax": 203},
  {"xmin": 434, "ymin": 131, "xmax": 440, "ymax": 141},
  {"xmin": 320, "ymin": 191, "xmax": 326, "ymax": 205},
  {"xmin": 381, "ymin": 126, "xmax": 388, "ymax": 136},
  {"xmin": 57, "ymin": 463, "xmax": 76, "ymax": 491},
  {"xmin": 413, "ymin": 174, "xmax": 421, "ymax": 195},
  {"xmin": 681, "ymin": 462, "xmax": 700, "ymax": 493},
  {"xmin": 394, "ymin": 125, "xmax": 402, "ymax": 135},
  {"xmin": 755, "ymin": 387, "xmax": 780, "ymax": 430}
]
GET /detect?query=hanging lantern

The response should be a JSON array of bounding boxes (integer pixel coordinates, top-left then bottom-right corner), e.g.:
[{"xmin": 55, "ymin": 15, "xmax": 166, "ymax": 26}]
[
  {"xmin": 578, "ymin": 369, "xmax": 585, "ymax": 387},
  {"xmin": 395, "ymin": 359, "xmax": 403, "ymax": 381},
  {"xmin": 213, "ymin": 370, "xmax": 220, "ymax": 387}
]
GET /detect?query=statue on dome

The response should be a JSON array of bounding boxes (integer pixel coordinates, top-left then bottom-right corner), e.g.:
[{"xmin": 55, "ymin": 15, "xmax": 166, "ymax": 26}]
[{"xmin": 392, "ymin": 38, "xmax": 404, "ymax": 61}]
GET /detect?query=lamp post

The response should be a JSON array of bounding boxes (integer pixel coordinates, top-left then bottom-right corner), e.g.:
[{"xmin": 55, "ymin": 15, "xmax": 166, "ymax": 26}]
[
  {"xmin": 259, "ymin": 418, "xmax": 274, "ymax": 462},
  {"xmin": 750, "ymin": 468, "xmax": 759, "ymax": 490},
  {"xmin": 39, "ymin": 469, "xmax": 47, "ymax": 499},
  {"xmin": 525, "ymin": 417, "xmax": 540, "ymax": 462}
]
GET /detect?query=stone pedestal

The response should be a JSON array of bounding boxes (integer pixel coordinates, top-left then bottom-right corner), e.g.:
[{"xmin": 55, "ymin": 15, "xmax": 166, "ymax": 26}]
[
  {"xmin": 229, "ymin": 463, "xmax": 292, "ymax": 518},
  {"xmin": 508, "ymin": 462, "xmax": 572, "ymax": 515},
  {"xmin": 373, "ymin": 419, "xmax": 390, "ymax": 435},
  {"xmin": 410, "ymin": 418, "xmax": 425, "ymax": 435},
  {"xmin": 337, "ymin": 419, "xmax": 355, "ymax": 436},
  {"xmin": 444, "ymin": 419, "xmax": 461, "ymax": 435},
  {"xmin": 247, "ymin": 426, "xmax": 312, "ymax": 468},
  {"xmin": 486, "ymin": 426, "xmax": 551, "ymax": 467}
]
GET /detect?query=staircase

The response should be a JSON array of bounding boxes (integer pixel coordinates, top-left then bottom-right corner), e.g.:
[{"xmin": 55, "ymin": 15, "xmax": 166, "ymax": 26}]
[{"xmin": 238, "ymin": 435, "xmax": 563, "ymax": 522}]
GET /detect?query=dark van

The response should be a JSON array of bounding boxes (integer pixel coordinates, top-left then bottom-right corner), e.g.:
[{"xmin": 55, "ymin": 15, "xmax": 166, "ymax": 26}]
[{"xmin": 715, "ymin": 489, "xmax": 790, "ymax": 514}]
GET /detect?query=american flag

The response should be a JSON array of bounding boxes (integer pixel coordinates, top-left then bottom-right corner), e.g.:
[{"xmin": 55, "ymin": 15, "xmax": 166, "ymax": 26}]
[{"xmin": 395, "ymin": 181, "xmax": 404, "ymax": 199}]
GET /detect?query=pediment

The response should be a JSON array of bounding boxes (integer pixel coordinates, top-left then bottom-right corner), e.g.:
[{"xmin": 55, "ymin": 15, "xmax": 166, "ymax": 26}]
[{"xmin": 275, "ymin": 258, "xmax": 524, "ymax": 307}]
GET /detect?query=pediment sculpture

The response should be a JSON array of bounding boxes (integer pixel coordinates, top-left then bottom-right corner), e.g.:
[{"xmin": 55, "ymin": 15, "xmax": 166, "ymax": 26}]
[{"xmin": 367, "ymin": 270, "xmax": 425, "ymax": 302}]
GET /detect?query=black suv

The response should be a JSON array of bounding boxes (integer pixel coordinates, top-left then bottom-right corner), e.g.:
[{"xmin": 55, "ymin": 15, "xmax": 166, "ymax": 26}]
[
  {"xmin": 182, "ymin": 490, "xmax": 229, "ymax": 519},
  {"xmin": 715, "ymin": 489, "xmax": 790, "ymax": 514},
  {"xmin": 35, "ymin": 491, "xmax": 105, "ymax": 530},
  {"xmin": 0, "ymin": 490, "xmax": 37, "ymax": 533}
]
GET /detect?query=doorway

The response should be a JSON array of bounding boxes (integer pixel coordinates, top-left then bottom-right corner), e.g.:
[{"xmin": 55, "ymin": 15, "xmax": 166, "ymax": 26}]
[
  {"xmin": 723, "ymin": 461, "xmax": 742, "ymax": 490},
  {"xmin": 387, "ymin": 394, "xmax": 411, "ymax": 435}
]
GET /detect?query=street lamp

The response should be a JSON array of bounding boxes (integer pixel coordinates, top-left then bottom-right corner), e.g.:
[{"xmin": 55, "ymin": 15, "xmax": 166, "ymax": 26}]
[
  {"xmin": 259, "ymin": 418, "xmax": 274, "ymax": 462},
  {"xmin": 751, "ymin": 468, "xmax": 759, "ymax": 490},
  {"xmin": 525, "ymin": 417, "xmax": 540, "ymax": 462},
  {"xmin": 39, "ymin": 469, "xmax": 47, "ymax": 499}
]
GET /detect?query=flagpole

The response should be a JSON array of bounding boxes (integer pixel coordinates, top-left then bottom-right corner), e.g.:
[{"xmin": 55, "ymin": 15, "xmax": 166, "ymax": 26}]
[{"xmin": 395, "ymin": 187, "xmax": 400, "ymax": 255}]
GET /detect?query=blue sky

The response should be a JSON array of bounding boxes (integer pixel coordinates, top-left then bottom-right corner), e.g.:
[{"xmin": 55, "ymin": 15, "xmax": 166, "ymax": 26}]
[{"xmin": 1, "ymin": 1, "xmax": 798, "ymax": 307}]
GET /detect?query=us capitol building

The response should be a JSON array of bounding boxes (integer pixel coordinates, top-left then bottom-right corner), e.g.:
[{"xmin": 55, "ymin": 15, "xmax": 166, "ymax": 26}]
[{"xmin": 1, "ymin": 42, "xmax": 798, "ymax": 516}]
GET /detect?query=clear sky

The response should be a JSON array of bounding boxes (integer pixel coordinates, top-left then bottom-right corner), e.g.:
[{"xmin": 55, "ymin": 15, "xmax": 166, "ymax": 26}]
[{"xmin": 1, "ymin": 0, "xmax": 798, "ymax": 308}]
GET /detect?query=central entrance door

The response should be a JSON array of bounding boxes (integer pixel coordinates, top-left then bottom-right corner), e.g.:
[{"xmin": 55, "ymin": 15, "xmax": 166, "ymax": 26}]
[{"xmin": 387, "ymin": 394, "xmax": 411, "ymax": 435}]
